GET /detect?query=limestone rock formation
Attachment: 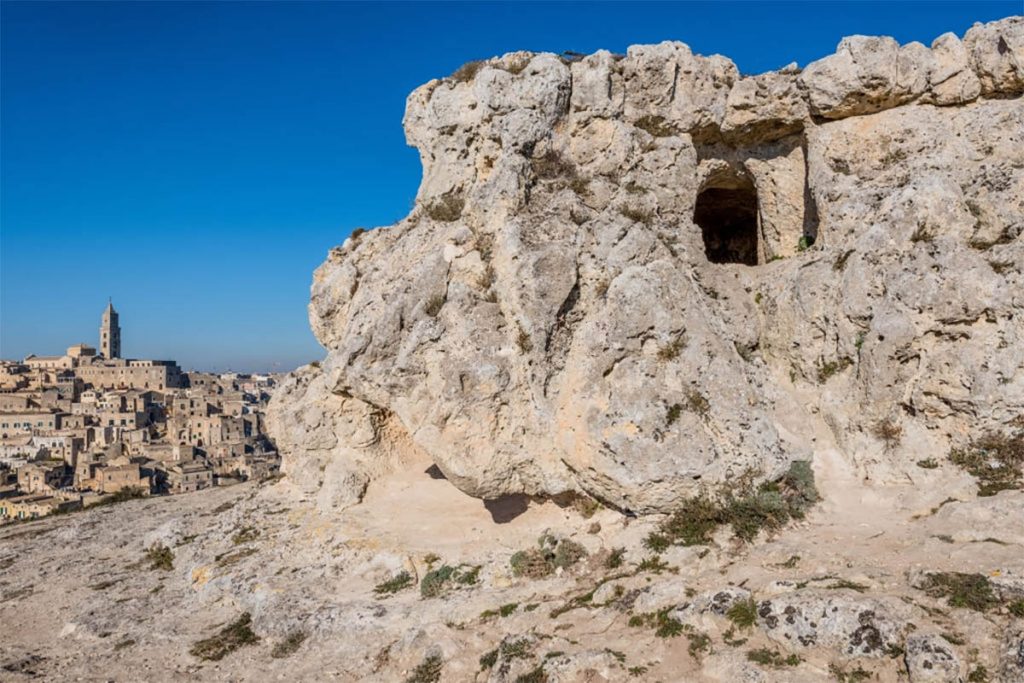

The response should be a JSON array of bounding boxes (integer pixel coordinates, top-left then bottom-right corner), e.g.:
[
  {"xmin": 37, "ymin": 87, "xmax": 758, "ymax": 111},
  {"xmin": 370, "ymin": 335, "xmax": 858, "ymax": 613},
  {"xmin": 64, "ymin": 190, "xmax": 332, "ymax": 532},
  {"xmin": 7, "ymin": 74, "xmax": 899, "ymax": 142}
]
[{"xmin": 267, "ymin": 17, "xmax": 1024, "ymax": 514}]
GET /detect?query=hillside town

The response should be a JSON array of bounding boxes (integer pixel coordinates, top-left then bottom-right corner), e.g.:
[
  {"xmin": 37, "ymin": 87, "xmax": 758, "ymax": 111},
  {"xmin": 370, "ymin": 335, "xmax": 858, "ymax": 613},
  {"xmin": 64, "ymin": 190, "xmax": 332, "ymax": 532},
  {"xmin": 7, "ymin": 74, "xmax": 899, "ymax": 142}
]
[{"xmin": 0, "ymin": 301, "xmax": 280, "ymax": 522}]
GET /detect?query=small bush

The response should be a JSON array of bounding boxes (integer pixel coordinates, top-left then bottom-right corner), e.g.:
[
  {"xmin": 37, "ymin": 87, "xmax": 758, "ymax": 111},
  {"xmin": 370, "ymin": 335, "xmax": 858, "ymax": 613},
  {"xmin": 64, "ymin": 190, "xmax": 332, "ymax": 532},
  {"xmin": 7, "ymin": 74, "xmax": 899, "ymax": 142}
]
[
  {"xmin": 684, "ymin": 390, "xmax": 710, "ymax": 418},
  {"xmin": 516, "ymin": 325, "xmax": 533, "ymax": 353},
  {"xmin": 510, "ymin": 535, "xmax": 587, "ymax": 578},
  {"xmin": 916, "ymin": 458, "xmax": 939, "ymax": 469},
  {"xmin": 725, "ymin": 598, "xmax": 758, "ymax": 630},
  {"xmin": 920, "ymin": 572, "xmax": 999, "ymax": 612},
  {"xmin": 619, "ymin": 206, "xmax": 653, "ymax": 225},
  {"xmin": 628, "ymin": 608, "xmax": 684, "ymax": 638},
  {"xmin": 496, "ymin": 55, "xmax": 530, "ymax": 75},
  {"xmin": 405, "ymin": 653, "xmax": 443, "ymax": 683},
  {"xmin": 190, "ymin": 613, "xmax": 260, "ymax": 661},
  {"xmin": 666, "ymin": 403, "xmax": 683, "ymax": 426},
  {"xmin": 950, "ymin": 431, "xmax": 1023, "ymax": 496},
  {"xmin": 145, "ymin": 545, "xmax": 174, "ymax": 571},
  {"xmin": 687, "ymin": 631, "xmax": 712, "ymax": 659},
  {"xmin": 634, "ymin": 115, "xmax": 677, "ymax": 138},
  {"xmin": 797, "ymin": 235, "xmax": 814, "ymax": 251},
  {"xmin": 424, "ymin": 294, "xmax": 445, "ymax": 317},
  {"xmin": 374, "ymin": 570, "xmax": 414, "ymax": 596},
  {"xmin": 657, "ymin": 335, "xmax": 687, "ymax": 361},
  {"xmin": 271, "ymin": 630, "xmax": 307, "ymax": 659},
  {"xmin": 450, "ymin": 60, "xmax": 485, "ymax": 83},
  {"xmin": 747, "ymin": 648, "xmax": 800, "ymax": 668},
  {"xmin": 425, "ymin": 193, "xmax": 464, "ymax": 222},
  {"xmin": 649, "ymin": 460, "xmax": 819, "ymax": 547},
  {"xmin": 816, "ymin": 357, "xmax": 852, "ymax": 382},
  {"xmin": 605, "ymin": 547, "xmax": 625, "ymax": 569},
  {"xmin": 872, "ymin": 418, "xmax": 903, "ymax": 448}
]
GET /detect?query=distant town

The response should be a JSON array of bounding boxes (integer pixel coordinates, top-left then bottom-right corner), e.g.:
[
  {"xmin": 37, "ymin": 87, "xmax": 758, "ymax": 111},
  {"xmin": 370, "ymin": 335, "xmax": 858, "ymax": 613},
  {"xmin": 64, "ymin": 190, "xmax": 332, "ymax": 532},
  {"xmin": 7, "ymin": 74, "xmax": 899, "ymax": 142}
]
[{"xmin": 0, "ymin": 301, "xmax": 281, "ymax": 522}]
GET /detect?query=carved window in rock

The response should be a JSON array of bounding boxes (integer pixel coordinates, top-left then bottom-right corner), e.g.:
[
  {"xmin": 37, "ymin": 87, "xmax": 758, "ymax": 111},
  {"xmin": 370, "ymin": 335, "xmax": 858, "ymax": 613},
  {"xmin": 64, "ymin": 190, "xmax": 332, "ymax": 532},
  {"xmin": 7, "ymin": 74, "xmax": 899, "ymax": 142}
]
[{"xmin": 694, "ymin": 176, "xmax": 760, "ymax": 266}]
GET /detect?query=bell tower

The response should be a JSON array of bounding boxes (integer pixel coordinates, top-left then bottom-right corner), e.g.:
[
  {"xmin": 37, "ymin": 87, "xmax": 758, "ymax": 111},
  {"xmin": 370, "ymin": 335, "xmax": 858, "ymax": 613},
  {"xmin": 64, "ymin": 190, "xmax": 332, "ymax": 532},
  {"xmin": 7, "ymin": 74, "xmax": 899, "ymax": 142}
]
[{"xmin": 100, "ymin": 299, "xmax": 121, "ymax": 359}]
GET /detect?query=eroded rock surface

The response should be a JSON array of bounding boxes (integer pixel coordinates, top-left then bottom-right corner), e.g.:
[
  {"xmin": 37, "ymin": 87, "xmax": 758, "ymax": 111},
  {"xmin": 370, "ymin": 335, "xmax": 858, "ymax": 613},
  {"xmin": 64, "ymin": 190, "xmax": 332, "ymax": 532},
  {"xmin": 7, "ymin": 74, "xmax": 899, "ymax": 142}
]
[{"xmin": 268, "ymin": 17, "xmax": 1024, "ymax": 514}]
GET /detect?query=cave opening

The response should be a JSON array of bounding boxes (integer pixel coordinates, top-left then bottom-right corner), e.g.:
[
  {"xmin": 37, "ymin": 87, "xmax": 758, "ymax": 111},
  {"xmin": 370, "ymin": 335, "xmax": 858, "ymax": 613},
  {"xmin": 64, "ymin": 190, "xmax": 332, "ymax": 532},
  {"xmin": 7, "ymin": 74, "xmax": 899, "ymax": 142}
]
[{"xmin": 694, "ymin": 179, "xmax": 760, "ymax": 266}]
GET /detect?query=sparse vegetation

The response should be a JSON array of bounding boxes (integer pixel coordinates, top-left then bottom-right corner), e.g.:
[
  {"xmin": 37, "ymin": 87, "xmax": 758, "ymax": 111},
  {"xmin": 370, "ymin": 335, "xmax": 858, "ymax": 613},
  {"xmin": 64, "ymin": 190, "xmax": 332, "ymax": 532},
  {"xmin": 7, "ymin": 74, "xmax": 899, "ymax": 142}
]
[
  {"xmin": 144, "ymin": 544, "xmax": 174, "ymax": 571},
  {"xmin": 684, "ymin": 390, "xmax": 710, "ymax": 418},
  {"xmin": 374, "ymin": 571, "xmax": 414, "ymax": 596},
  {"xmin": 232, "ymin": 526, "xmax": 259, "ymax": 545},
  {"xmin": 628, "ymin": 608, "xmax": 684, "ymax": 638},
  {"xmin": 618, "ymin": 205, "xmax": 653, "ymax": 225},
  {"xmin": 424, "ymin": 293, "xmax": 445, "ymax": 317},
  {"xmin": 916, "ymin": 458, "xmax": 939, "ymax": 469},
  {"xmin": 872, "ymin": 418, "xmax": 903, "ymax": 448},
  {"xmin": 645, "ymin": 460, "xmax": 819, "ymax": 547},
  {"xmin": 516, "ymin": 325, "xmax": 533, "ymax": 353},
  {"xmin": 827, "ymin": 579, "xmax": 869, "ymax": 593},
  {"xmin": 666, "ymin": 403, "xmax": 683, "ymax": 426},
  {"xmin": 950, "ymin": 431, "xmax": 1023, "ymax": 496},
  {"xmin": 605, "ymin": 548, "xmax": 625, "ymax": 569},
  {"xmin": 829, "ymin": 663, "xmax": 873, "ymax": 682},
  {"xmin": 450, "ymin": 60, "xmax": 485, "ymax": 83},
  {"xmin": 634, "ymin": 115, "xmax": 677, "ymax": 138},
  {"xmin": 420, "ymin": 564, "xmax": 479, "ymax": 598},
  {"xmin": 910, "ymin": 222, "xmax": 934, "ymax": 243},
  {"xmin": 725, "ymin": 597, "xmax": 758, "ymax": 630},
  {"xmin": 424, "ymin": 192, "xmax": 465, "ymax": 222},
  {"xmin": 189, "ymin": 613, "xmax": 260, "ymax": 661},
  {"xmin": 747, "ymin": 647, "xmax": 801, "ymax": 668},
  {"xmin": 687, "ymin": 630, "xmax": 712, "ymax": 659},
  {"xmin": 405, "ymin": 653, "xmax": 443, "ymax": 683},
  {"xmin": 215, "ymin": 547, "xmax": 257, "ymax": 568},
  {"xmin": 816, "ymin": 357, "xmax": 852, "ymax": 382},
  {"xmin": 657, "ymin": 335, "xmax": 687, "ymax": 361},
  {"xmin": 271, "ymin": 630, "xmax": 307, "ymax": 659},
  {"xmin": 510, "ymin": 535, "xmax": 587, "ymax": 579},
  {"xmin": 967, "ymin": 665, "xmax": 990, "ymax": 682},
  {"xmin": 920, "ymin": 572, "xmax": 999, "ymax": 612},
  {"xmin": 797, "ymin": 235, "xmax": 814, "ymax": 251},
  {"xmin": 531, "ymin": 149, "xmax": 575, "ymax": 181}
]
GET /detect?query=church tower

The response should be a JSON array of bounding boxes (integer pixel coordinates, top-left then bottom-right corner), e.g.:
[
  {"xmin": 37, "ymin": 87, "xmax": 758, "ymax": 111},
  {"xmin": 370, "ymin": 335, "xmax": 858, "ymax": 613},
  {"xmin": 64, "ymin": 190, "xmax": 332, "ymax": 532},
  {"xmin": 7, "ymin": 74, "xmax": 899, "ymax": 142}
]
[{"xmin": 100, "ymin": 300, "xmax": 121, "ymax": 359}]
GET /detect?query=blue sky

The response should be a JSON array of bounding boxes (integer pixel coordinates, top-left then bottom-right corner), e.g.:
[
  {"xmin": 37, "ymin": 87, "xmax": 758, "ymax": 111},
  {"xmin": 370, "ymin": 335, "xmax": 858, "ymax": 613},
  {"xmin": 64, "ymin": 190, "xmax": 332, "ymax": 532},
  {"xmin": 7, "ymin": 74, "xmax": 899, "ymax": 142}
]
[{"xmin": 1, "ymin": 1, "xmax": 1017, "ymax": 372}]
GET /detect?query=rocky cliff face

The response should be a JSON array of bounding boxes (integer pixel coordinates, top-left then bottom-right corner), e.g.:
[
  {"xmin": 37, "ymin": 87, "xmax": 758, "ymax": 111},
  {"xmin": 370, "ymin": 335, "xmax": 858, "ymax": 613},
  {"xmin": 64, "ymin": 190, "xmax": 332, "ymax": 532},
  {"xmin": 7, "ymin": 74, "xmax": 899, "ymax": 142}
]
[{"xmin": 267, "ymin": 17, "xmax": 1023, "ymax": 514}]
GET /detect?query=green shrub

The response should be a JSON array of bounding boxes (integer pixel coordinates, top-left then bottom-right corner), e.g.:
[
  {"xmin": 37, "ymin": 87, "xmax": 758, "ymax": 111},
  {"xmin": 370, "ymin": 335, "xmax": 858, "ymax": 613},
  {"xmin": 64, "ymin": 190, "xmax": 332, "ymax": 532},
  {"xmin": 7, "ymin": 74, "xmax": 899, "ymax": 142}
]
[
  {"xmin": 405, "ymin": 653, "xmax": 443, "ymax": 683},
  {"xmin": 816, "ymin": 357, "xmax": 852, "ymax": 382},
  {"xmin": 950, "ymin": 431, "xmax": 1023, "ymax": 496},
  {"xmin": 510, "ymin": 535, "xmax": 587, "ymax": 578},
  {"xmin": 649, "ymin": 461, "xmax": 819, "ymax": 547},
  {"xmin": 374, "ymin": 570, "xmax": 414, "ymax": 596},
  {"xmin": 604, "ymin": 547, "xmax": 625, "ymax": 569},
  {"xmin": 666, "ymin": 403, "xmax": 683, "ymax": 426},
  {"xmin": 920, "ymin": 572, "xmax": 999, "ymax": 612},
  {"xmin": 747, "ymin": 648, "xmax": 800, "ymax": 668},
  {"xmin": 916, "ymin": 458, "xmax": 939, "ymax": 469},
  {"xmin": 190, "ymin": 613, "xmax": 260, "ymax": 661},
  {"xmin": 726, "ymin": 598, "xmax": 758, "ymax": 630},
  {"xmin": 684, "ymin": 390, "xmax": 710, "ymax": 418}
]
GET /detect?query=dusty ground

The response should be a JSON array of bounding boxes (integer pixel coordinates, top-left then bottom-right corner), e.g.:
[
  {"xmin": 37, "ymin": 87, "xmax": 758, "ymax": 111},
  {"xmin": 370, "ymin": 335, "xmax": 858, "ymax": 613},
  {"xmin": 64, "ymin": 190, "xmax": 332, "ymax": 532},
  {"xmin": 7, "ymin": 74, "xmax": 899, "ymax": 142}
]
[{"xmin": 1, "ymin": 456, "xmax": 1022, "ymax": 682}]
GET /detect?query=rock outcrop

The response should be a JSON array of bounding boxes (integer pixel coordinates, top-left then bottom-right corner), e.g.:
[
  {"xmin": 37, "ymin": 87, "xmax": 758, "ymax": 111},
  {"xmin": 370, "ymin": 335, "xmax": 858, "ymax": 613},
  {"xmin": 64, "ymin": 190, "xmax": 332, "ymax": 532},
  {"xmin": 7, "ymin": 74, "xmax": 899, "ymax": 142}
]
[{"xmin": 267, "ymin": 17, "xmax": 1024, "ymax": 514}]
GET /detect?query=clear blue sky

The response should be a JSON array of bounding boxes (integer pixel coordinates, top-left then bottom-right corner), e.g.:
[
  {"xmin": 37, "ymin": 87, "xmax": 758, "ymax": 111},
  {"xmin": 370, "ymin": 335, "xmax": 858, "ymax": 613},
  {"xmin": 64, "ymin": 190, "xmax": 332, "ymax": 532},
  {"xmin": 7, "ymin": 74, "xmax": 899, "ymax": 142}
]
[{"xmin": 2, "ymin": 1, "xmax": 1017, "ymax": 372}]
